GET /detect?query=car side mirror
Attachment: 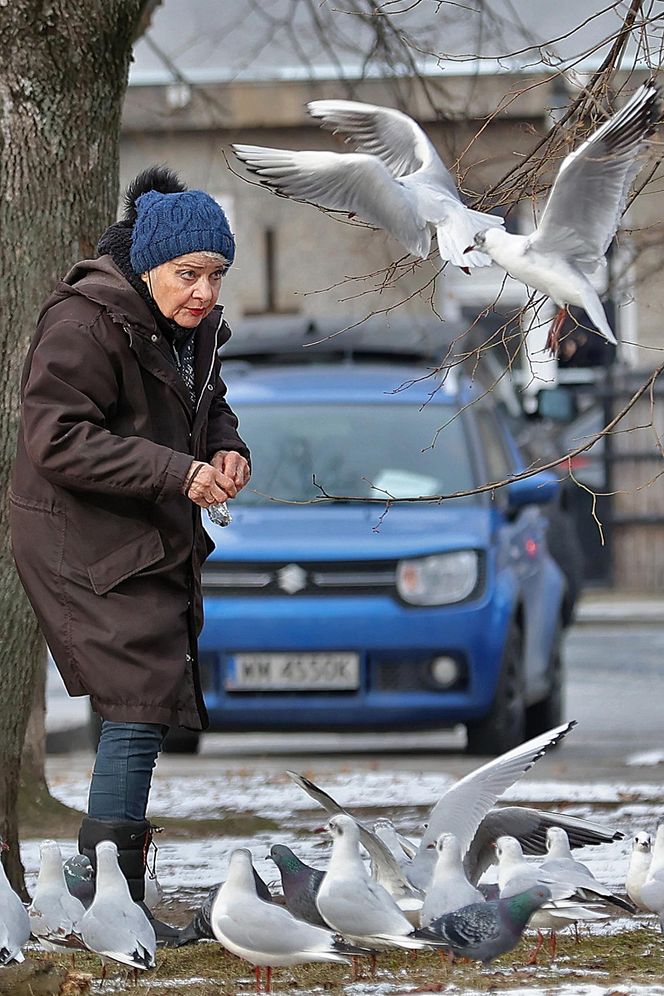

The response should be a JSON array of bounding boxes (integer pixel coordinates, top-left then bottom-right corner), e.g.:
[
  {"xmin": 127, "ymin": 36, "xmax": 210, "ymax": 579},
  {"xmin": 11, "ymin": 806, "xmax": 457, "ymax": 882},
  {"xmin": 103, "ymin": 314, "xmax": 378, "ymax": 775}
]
[
  {"xmin": 536, "ymin": 386, "xmax": 577, "ymax": 422},
  {"xmin": 507, "ymin": 470, "xmax": 559, "ymax": 510}
]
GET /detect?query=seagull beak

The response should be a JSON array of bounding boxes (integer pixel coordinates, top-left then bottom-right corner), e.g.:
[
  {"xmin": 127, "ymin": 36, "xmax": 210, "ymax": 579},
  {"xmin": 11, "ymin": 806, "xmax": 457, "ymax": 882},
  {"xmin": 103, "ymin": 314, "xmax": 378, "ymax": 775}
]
[
  {"xmin": 463, "ymin": 245, "xmax": 475, "ymax": 254},
  {"xmin": 314, "ymin": 825, "xmax": 328, "ymax": 834},
  {"xmin": 426, "ymin": 842, "xmax": 436, "ymax": 850}
]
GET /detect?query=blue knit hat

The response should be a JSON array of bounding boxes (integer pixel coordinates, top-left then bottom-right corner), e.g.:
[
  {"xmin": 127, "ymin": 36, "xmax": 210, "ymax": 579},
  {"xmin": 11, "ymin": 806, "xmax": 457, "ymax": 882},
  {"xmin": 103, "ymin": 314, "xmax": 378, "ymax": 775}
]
[{"xmin": 130, "ymin": 188, "xmax": 235, "ymax": 274}]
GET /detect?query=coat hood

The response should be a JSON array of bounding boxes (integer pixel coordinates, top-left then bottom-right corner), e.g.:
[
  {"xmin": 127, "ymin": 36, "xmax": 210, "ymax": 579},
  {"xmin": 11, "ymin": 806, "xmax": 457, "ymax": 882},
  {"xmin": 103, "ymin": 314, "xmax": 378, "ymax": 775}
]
[{"xmin": 38, "ymin": 254, "xmax": 227, "ymax": 344}]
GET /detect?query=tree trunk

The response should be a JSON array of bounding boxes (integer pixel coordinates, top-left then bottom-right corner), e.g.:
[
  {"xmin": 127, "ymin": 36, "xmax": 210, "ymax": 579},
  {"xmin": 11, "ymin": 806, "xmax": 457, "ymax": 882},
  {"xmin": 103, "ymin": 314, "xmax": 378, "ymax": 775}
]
[{"xmin": 0, "ymin": 0, "xmax": 155, "ymax": 897}]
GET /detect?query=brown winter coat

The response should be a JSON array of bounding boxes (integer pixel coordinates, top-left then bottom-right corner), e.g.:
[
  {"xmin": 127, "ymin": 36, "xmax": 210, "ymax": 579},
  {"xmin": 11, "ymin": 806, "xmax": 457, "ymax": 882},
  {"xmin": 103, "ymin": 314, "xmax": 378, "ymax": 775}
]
[{"xmin": 10, "ymin": 256, "xmax": 249, "ymax": 730}]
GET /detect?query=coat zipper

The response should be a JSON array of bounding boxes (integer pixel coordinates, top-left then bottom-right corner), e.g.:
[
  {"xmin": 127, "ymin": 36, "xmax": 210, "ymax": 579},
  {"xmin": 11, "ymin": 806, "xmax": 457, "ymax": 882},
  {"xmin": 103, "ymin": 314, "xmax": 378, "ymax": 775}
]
[{"xmin": 195, "ymin": 312, "xmax": 223, "ymax": 414}]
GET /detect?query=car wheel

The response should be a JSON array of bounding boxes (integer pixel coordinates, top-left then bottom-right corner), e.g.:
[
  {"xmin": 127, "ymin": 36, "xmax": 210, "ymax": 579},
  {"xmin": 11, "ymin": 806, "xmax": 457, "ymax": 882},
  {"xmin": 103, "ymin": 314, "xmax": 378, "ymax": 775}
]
[
  {"xmin": 466, "ymin": 621, "xmax": 526, "ymax": 756},
  {"xmin": 525, "ymin": 625, "xmax": 564, "ymax": 738},
  {"xmin": 546, "ymin": 505, "xmax": 584, "ymax": 626}
]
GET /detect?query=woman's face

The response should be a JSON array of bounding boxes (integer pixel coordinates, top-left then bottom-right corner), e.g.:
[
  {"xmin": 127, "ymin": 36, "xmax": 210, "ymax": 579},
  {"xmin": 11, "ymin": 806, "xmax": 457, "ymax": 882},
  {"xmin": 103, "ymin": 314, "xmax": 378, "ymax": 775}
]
[{"xmin": 143, "ymin": 252, "xmax": 225, "ymax": 328}]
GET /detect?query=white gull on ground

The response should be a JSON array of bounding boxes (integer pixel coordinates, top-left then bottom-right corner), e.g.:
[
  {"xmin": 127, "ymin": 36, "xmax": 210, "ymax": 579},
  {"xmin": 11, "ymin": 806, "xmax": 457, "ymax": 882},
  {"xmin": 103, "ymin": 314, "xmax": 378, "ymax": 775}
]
[
  {"xmin": 28, "ymin": 839, "xmax": 86, "ymax": 952},
  {"xmin": 539, "ymin": 827, "xmax": 634, "ymax": 913},
  {"xmin": 421, "ymin": 832, "xmax": 485, "ymax": 926},
  {"xmin": 210, "ymin": 847, "xmax": 356, "ymax": 993},
  {"xmin": 232, "ymin": 99, "xmax": 504, "ymax": 269},
  {"xmin": 0, "ymin": 839, "xmax": 30, "ymax": 965},
  {"xmin": 468, "ymin": 80, "xmax": 660, "ymax": 352},
  {"xmin": 496, "ymin": 835, "xmax": 610, "ymax": 958},
  {"xmin": 77, "ymin": 840, "xmax": 156, "ymax": 973},
  {"xmin": 316, "ymin": 814, "xmax": 428, "ymax": 950},
  {"xmin": 639, "ymin": 823, "xmax": 664, "ymax": 929},
  {"xmin": 626, "ymin": 831, "xmax": 653, "ymax": 911}
]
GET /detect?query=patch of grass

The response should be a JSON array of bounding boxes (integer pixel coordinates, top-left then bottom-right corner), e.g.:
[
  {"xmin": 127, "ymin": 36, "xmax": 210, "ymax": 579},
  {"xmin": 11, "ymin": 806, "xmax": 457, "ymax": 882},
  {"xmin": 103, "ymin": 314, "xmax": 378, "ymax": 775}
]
[{"xmin": 40, "ymin": 924, "xmax": 664, "ymax": 996}]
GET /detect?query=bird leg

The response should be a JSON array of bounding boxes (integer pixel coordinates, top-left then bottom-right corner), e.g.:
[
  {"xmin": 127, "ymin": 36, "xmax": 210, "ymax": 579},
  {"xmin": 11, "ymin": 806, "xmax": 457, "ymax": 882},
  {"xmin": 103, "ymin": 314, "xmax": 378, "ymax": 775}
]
[
  {"xmin": 370, "ymin": 952, "xmax": 378, "ymax": 978},
  {"xmin": 265, "ymin": 966, "xmax": 273, "ymax": 993},
  {"xmin": 549, "ymin": 930, "xmax": 557, "ymax": 960},
  {"xmin": 526, "ymin": 930, "xmax": 545, "ymax": 965},
  {"xmin": 545, "ymin": 307, "xmax": 568, "ymax": 355},
  {"xmin": 254, "ymin": 965, "xmax": 262, "ymax": 991}
]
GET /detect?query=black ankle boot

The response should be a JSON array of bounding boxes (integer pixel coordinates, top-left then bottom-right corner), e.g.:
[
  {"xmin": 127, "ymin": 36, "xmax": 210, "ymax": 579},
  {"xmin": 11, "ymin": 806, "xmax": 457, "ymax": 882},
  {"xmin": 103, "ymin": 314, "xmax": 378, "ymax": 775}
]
[{"xmin": 78, "ymin": 816, "xmax": 181, "ymax": 946}]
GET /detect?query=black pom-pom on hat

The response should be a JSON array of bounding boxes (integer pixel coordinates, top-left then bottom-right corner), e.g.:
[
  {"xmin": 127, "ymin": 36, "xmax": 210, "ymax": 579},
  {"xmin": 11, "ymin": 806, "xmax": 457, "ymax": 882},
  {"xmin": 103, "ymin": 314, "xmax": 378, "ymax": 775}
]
[{"xmin": 123, "ymin": 165, "xmax": 187, "ymax": 223}]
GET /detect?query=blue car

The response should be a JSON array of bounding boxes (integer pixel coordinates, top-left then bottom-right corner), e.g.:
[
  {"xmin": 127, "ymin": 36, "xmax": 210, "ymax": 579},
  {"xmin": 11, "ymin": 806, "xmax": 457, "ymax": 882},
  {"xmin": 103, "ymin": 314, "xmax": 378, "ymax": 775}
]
[{"xmin": 190, "ymin": 357, "xmax": 567, "ymax": 756}]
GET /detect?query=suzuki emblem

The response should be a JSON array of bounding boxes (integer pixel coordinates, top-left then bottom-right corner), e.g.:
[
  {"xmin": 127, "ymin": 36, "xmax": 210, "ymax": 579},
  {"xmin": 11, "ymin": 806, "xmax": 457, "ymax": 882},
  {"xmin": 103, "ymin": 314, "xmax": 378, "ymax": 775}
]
[{"xmin": 277, "ymin": 563, "xmax": 307, "ymax": 594}]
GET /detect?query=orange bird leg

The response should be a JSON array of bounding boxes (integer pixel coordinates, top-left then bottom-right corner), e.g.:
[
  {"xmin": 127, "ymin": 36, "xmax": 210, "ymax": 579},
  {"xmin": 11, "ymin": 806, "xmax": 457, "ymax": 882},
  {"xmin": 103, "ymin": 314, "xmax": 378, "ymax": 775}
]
[{"xmin": 545, "ymin": 307, "xmax": 568, "ymax": 355}]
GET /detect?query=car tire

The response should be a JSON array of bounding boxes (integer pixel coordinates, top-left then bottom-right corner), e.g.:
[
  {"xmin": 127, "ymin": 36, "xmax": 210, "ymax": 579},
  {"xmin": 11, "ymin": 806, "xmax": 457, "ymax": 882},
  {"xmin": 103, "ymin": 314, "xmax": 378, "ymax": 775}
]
[
  {"xmin": 87, "ymin": 707, "xmax": 201, "ymax": 754},
  {"xmin": 466, "ymin": 620, "xmax": 526, "ymax": 756},
  {"xmin": 525, "ymin": 624, "xmax": 564, "ymax": 738},
  {"xmin": 546, "ymin": 504, "xmax": 584, "ymax": 626}
]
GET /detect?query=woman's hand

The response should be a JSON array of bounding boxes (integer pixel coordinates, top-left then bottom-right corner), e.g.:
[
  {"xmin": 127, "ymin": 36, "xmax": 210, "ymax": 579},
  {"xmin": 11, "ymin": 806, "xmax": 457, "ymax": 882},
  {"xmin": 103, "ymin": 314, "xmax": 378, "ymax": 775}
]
[
  {"xmin": 183, "ymin": 460, "xmax": 237, "ymax": 508},
  {"xmin": 210, "ymin": 450, "xmax": 251, "ymax": 492}
]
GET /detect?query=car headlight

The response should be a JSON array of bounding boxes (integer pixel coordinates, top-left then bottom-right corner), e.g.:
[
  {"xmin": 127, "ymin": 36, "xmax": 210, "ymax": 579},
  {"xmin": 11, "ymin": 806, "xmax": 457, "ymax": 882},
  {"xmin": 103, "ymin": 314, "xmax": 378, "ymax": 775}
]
[{"xmin": 396, "ymin": 551, "xmax": 479, "ymax": 606}]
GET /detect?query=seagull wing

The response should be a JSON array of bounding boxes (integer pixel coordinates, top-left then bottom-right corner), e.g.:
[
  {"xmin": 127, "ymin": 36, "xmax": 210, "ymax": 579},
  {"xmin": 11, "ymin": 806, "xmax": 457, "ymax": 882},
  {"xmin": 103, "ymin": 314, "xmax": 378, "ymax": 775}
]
[
  {"xmin": 231, "ymin": 144, "xmax": 431, "ymax": 258},
  {"xmin": 307, "ymin": 99, "xmax": 459, "ymax": 195},
  {"xmin": 465, "ymin": 806, "xmax": 624, "ymax": 883},
  {"xmin": 530, "ymin": 82, "xmax": 660, "ymax": 269},
  {"xmin": 287, "ymin": 771, "xmax": 419, "ymax": 899},
  {"xmin": 408, "ymin": 722, "xmax": 575, "ymax": 889}
]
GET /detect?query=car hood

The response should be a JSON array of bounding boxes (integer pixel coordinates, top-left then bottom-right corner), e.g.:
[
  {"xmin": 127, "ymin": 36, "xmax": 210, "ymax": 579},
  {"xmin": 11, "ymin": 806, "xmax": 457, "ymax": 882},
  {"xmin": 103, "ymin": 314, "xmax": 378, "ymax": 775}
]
[{"xmin": 205, "ymin": 503, "xmax": 493, "ymax": 561}]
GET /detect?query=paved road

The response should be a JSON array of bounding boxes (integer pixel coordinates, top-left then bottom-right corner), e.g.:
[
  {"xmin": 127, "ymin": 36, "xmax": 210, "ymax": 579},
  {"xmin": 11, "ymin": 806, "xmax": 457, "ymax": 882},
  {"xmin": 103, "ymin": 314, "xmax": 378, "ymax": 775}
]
[{"xmin": 47, "ymin": 622, "xmax": 664, "ymax": 784}]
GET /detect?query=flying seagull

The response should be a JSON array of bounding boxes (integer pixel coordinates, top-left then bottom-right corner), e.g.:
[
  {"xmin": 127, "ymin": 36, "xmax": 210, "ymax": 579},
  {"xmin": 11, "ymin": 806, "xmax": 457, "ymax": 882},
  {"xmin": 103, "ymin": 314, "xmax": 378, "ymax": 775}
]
[
  {"xmin": 467, "ymin": 80, "xmax": 660, "ymax": 352},
  {"xmin": 232, "ymin": 99, "xmax": 504, "ymax": 270}
]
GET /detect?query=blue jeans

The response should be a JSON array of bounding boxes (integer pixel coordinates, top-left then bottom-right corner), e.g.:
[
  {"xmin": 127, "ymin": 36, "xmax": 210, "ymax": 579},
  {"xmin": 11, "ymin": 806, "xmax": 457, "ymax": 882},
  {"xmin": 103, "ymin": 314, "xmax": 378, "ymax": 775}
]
[{"xmin": 87, "ymin": 721, "xmax": 168, "ymax": 822}]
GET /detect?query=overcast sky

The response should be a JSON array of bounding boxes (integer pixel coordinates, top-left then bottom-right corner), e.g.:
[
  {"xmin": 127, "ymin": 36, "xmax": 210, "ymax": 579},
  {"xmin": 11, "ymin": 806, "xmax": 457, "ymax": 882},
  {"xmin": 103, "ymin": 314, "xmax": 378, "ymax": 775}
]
[{"xmin": 130, "ymin": 0, "xmax": 657, "ymax": 85}]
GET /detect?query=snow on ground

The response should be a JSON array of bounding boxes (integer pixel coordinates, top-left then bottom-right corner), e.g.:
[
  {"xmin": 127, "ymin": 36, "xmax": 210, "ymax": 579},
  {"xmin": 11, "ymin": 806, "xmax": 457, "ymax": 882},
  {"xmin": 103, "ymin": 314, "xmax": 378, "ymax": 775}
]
[
  {"xmin": 34, "ymin": 764, "xmax": 664, "ymax": 906},
  {"xmin": 46, "ymin": 765, "xmax": 664, "ymax": 822}
]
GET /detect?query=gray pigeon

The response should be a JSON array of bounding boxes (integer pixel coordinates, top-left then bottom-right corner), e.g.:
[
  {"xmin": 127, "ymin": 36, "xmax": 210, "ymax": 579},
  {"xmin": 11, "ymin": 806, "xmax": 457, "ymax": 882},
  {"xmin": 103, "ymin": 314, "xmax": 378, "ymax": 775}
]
[
  {"xmin": 177, "ymin": 867, "xmax": 272, "ymax": 946},
  {"xmin": 64, "ymin": 853, "xmax": 95, "ymax": 907},
  {"xmin": 269, "ymin": 844, "xmax": 327, "ymax": 928},
  {"xmin": 413, "ymin": 885, "xmax": 551, "ymax": 963}
]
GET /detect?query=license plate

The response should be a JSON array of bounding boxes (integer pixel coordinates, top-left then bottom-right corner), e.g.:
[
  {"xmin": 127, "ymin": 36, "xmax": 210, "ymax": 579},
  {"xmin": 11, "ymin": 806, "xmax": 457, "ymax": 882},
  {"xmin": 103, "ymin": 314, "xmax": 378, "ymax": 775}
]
[{"xmin": 225, "ymin": 652, "xmax": 360, "ymax": 691}]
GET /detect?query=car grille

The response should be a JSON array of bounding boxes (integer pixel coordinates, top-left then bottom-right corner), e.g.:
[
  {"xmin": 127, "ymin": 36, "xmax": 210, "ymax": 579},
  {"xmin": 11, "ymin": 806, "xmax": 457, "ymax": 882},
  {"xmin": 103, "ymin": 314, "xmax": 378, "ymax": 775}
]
[{"xmin": 202, "ymin": 559, "xmax": 397, "ymax": 597}]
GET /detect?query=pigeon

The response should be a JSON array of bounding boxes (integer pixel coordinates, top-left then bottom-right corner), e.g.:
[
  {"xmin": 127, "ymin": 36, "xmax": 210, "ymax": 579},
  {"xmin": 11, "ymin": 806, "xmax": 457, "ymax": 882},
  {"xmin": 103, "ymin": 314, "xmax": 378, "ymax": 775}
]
[
  {"xmin": 177, "ymin": 866, "xmax": 273, "ymax": 946},
  {"xmin": 269, "ymin": 844, "xmax": 328, "ymax": 928},
  {"xmin": 413, "ymin": 885, "xmax": 552, "ymax": 963},
  {"xmin": 210, "ymin": 848, "xmax": 361, "ymax": 993},
  {"xmin": 63, "ymin": 853, "xmax": 95, "ymax": 908},
  {"xmin": 28, "ymin": 840, "xmax": 86, "ymax": 952},
  {"xmin": 495, "ymin": 835, "xmax": 609, "ymax": 958},
  {"xmin": 76, "ymin": 840, "xmax": 156, "ymax": 973},
  {"xmin": 315, "ymin": 814, "xmax": 428, "ymax": 950},
  {"xmin": 232, "ymin": 99, "xmax": 504, "ymax": 270},
  {"xmin": 64, "ymin": 853, "xmax": 163, "ymax": 912},
  {"xmin": 467, "ymin": 80, "xmax": 661, "ymax": 352},
  {"xmin": 626, "ymin": 831, "xmax": 653, "ymax": 911},
  {"xmin": 0, "ymin": 839, "xmax": 30, "ymax": 965},
  {"xmin": 420, "ymin": 832, "xmax": 485, "ymax": 926},
  {"xmin": 639, "ymin": 823, "xmax": 664, "ymax": 930}
]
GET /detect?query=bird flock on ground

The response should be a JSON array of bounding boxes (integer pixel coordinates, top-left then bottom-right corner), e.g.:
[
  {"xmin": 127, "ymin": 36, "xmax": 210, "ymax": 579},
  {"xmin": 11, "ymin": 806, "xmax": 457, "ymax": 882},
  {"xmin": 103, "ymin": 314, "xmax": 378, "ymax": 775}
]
[
  {"xmin": 1, "ymin": 720, "xmax": 663, "ymax": 992},
  {"xmin": 232, "ymin": 80, "xmax": 661, "ymax": 353}
]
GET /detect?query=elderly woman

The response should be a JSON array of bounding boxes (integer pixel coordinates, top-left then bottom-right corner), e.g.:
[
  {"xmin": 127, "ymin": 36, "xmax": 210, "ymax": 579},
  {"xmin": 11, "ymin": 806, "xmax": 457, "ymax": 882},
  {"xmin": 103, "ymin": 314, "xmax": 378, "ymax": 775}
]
[{"xmin": 10, "ymin": 167, "xmax": 250, "ymax": 941}]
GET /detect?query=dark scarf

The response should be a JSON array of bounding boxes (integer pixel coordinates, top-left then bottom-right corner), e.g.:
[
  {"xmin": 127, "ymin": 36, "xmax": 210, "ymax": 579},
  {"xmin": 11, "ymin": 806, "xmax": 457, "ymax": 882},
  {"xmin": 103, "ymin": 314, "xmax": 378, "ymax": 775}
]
[{"xmin": 97, "ymin": 221, "xmax": 196, "ymax": 406}]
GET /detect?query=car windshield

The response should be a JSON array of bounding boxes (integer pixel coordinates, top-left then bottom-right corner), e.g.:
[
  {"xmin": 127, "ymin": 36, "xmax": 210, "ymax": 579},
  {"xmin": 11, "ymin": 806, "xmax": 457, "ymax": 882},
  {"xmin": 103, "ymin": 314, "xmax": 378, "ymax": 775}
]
[{"xmin": 233, "ymin": 403, "xmax": 476, "ymax": 505}]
